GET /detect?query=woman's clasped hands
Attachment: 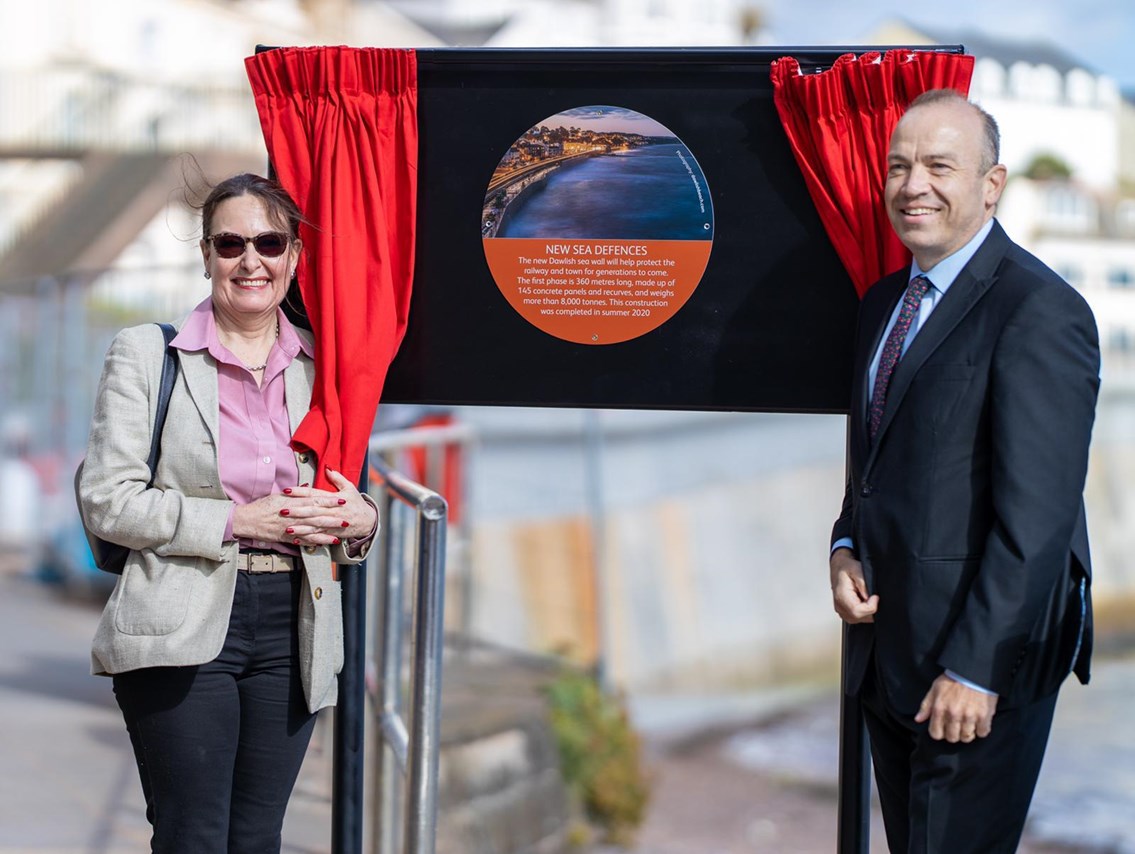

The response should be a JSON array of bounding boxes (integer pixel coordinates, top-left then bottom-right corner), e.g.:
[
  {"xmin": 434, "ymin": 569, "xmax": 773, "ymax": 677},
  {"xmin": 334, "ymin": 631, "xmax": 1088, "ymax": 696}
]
[{"xmin": 233, "ymin": 468, "xmax": 377, "ymax": 547}]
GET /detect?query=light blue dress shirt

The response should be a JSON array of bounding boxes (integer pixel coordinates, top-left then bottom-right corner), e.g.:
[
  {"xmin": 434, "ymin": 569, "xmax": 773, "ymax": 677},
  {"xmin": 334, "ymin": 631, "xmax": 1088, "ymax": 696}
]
[{"xmin": 835, "ymin": 219, "xmax": 997, "ymax": 696}]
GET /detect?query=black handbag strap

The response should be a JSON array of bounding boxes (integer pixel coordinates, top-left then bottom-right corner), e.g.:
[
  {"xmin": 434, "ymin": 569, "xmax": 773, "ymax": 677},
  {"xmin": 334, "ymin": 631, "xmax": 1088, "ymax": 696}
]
[{"xmin": 146, "ymin": 322, "xmax": 179, "ymax": 482}]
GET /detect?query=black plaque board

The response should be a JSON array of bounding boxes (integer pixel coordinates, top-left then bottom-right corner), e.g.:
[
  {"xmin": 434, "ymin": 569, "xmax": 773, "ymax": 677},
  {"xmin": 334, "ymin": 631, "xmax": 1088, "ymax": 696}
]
[{"xmin": 279, "ymin": 47, "xmax": 962, "ymax": 414}]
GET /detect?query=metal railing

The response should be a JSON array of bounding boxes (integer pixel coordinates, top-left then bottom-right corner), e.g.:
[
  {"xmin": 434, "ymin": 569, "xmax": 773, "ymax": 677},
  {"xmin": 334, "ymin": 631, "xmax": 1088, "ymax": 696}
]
[
  {"xmin": 331, "ymin": 422, "xmax": 471, "ymax": 854},
  {"xmin": 370, "ymin": 455, "xmax": 447, "ymax": 854}
]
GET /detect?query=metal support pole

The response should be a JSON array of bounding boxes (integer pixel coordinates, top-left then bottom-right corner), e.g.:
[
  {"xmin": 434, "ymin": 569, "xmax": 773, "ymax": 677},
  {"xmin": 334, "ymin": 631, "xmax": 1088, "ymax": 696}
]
[
  {"xmin": 837, "ymin": 424, "xmax": 871, "ymax": 854},
  {"xmin": 62, "ymin": 277, "xmax": 90, "ymax": 457},
  {"xmin": 582, "ymin": 410, "xmax": 610, "ymax": 694},
  {"xmin": 33, "ymin": 277, "xmax": 61, "ymax": 453},
  {"xmin": 374, "ymin": 487, "xmax": 405, "ymax": 854},
  {"xmin": 332, "ymin": 462, "xmax": 370, "ymax": 854},
  {"xmin": 837, "ymin": 623, "xmax": 872, "ymax": 854},
  {"xmin": 403, "ymin": 492, "xmax": 447, "ymax": 854},
  {"xmin": 366, "ymin": 454, "xmax": 449, "ymax": 854}
]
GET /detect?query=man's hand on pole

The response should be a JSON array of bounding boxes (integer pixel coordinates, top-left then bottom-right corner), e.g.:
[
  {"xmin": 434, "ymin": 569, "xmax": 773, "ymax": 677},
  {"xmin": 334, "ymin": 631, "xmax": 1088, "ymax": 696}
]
[{"xmin": 830, "ymin": 547, "xmax": 879, "ymax": 624}]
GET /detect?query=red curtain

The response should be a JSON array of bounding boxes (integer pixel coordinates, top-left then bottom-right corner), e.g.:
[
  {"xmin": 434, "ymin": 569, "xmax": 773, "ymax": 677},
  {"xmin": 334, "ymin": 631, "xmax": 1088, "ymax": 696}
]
[
  {"xmin": 770, "ymin": 50, "xmax": 974, "ymax": 298},
  {"xmin": 245, "ymin": 46, "xmax": 418, "ymax": 489}
]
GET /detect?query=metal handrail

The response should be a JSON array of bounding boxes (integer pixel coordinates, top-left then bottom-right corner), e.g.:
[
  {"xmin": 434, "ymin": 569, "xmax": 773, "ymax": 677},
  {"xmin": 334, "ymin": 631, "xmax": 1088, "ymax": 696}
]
[{"xmin": 367, "ymin": 451, "xmax": 449, "ymax": 854}]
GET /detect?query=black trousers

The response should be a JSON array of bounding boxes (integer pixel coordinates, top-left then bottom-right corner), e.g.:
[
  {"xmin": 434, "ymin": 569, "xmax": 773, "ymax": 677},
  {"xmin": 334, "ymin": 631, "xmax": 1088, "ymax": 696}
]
[
  {"xmin": 860, "ymin": 664, "xmax": 1059, "ymax": 854},
  {"xmin": 113, "ymin": 570, "xmax": 318, "ymax": 854}
]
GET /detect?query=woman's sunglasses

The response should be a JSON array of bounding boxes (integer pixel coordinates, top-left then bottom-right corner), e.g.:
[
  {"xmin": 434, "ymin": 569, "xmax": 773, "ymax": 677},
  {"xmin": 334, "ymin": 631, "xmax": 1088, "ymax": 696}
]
[{"xmin": 206, "ymin": 231, "xmax": 291, "ymax": 259}]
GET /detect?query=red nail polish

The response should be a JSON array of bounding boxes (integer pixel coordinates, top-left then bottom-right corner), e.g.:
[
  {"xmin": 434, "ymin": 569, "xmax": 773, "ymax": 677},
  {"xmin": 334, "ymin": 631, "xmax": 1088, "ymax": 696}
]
[
  {"xmin": 280, "ymin": 509, "xmax": 290, "ymax": 517},
  {"xmin": 301, "ymin": 483, "xmax": 310, "ymax": 488},
  {"xmin": 293, "ymin": 538, "xmax": 301, "ymax": 545},
  {"xmin": 286, "ymin": 527, "xmax": 294, "ymax": 534},
  {"xmin": 282, "ymin": 487, "xmax": 292, "ymax": 495},
  {"xmin": 341, "ymin": 520, "xmax": 349, "ymax": 528},
  {"xmin": 337, "ymin": 498, "xmax": 347, "ymax": 505},
  {"xmin": 332, "ymin": 537, "xmax": 341, "ymax": 545}
]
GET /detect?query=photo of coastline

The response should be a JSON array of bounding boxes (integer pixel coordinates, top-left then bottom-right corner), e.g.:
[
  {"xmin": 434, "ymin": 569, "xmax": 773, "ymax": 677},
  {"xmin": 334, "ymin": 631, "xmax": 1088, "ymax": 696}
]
[{"xmin": 482, "ymin": 105, "xmax": 714, "ymax": 240}]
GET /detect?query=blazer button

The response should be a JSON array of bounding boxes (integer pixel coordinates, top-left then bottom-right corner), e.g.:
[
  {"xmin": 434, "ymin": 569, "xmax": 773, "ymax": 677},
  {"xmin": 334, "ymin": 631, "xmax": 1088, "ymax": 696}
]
[
  {"xmin": 304, "ymin": 545, "xmax": 317, "ymax": 554},
  {"xmin": 314, "ymin": 586, "xmax": 323, "ymax": 600},
  {"xmin": 298, "ymin": 453, "xmax": 309, "ymax": 464},
  {"xmin": 860, "ymin": 483, "xmax": 873, "ymax": 497}
]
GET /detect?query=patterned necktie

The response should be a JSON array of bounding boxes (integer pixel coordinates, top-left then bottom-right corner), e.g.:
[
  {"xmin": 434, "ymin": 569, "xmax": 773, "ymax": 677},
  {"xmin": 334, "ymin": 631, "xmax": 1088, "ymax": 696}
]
[{"xmin": 868, "ymin": 275, "xmax": 932, "ymax": 440}]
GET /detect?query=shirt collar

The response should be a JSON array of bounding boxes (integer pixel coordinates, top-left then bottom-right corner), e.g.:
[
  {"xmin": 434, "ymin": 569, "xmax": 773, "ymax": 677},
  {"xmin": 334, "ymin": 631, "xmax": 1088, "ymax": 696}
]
[
  {"xmin": 910, "ymin": 217, "xmax": 995, "ymax": 296},
  {"xmin": 170, "ymin": 296, "xmax": 314, "ymax": 362},
  {"xmin": 276, "ymin": 309, "xmax": 314, "ymax": 360}
]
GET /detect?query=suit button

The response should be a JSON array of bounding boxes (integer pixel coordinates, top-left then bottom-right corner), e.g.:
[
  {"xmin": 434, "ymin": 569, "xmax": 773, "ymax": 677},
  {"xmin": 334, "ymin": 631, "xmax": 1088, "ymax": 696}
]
[
  {"xmin": 298, "ymin": 453, "xmax": 309, "ymax": 464},
  {"xmin": 860, "ymin": 483, "xmax": 873, "ymax": 497},
  {"xmin": 314, "ymin": 587, "xmax": 323, "ymax": 600}
]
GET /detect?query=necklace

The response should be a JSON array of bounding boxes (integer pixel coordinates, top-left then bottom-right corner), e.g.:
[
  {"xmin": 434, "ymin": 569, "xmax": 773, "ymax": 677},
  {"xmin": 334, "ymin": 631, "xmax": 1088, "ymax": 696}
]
[{"xmin": 241, "ymin": 319, "xmax": 279, "ymax": 372}]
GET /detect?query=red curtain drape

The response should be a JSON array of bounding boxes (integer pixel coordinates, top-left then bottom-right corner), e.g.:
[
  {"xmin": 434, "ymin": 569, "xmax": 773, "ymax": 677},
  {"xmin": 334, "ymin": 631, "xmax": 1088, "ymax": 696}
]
[
  {"xmin": 770, "ymin": 50, "xmax": 974, "ymax": 298},
  {"xmin": 245, "ymin": 46, "xmax": 418, "ymax": 489}
]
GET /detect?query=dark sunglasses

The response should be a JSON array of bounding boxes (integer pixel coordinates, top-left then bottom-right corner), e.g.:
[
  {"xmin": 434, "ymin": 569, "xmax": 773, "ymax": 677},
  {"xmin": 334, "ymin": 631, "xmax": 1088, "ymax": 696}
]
[{"xmin": 206, "ymin": 231, "xmax": 291, "ymax": 259}]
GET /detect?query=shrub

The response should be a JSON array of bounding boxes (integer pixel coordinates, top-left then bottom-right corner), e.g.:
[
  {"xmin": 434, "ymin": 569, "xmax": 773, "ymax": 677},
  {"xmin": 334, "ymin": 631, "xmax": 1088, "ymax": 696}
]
[{"xmin": 546, "ymin": 669, "xmax": 650, "ymax": 846}]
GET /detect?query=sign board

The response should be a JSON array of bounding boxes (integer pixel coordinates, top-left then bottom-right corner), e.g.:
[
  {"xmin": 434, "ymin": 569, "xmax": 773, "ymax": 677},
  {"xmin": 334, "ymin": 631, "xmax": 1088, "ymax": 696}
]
[{"xmin": 368, "ymin": 48, "xmax": 945, "ymax": 413}]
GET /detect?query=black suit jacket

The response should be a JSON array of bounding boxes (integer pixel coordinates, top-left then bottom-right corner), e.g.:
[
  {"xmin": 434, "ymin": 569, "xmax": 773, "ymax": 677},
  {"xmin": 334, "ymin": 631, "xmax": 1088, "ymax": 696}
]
[{"xmin": 832, "ymin": 221, "xmax": 1100, "ymax": 714}]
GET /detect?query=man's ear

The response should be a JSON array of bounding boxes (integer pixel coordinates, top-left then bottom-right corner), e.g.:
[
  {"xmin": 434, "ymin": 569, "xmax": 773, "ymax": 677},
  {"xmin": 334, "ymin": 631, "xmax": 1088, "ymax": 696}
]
[{"xmin": 985, "ymin": 164, "xmax": 1008, "ymax": 209}]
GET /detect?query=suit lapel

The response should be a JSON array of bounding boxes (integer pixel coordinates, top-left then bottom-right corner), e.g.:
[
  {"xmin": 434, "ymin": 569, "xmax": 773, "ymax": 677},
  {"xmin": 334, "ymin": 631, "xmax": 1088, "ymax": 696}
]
[
  {"xmin": 284, "ymin": 358, "xmax": 313, "ymax": 435},
  {"xmin": 284, "ymin": 345, "xmax": 317, "ymax": 483},
  {"xmin": 869, "ymin": 222, "xmax": 1011, "ymax": 451},
  {"xmin": 178, "ymin": 349, "xmax": 221, "ymax": 446}
]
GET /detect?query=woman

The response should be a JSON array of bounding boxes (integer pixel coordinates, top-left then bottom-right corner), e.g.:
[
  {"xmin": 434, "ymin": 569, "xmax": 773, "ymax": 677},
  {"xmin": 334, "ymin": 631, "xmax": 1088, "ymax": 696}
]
[{"xmin": 79, "ymin": 173, "xmax": 378, "ymax": 853}]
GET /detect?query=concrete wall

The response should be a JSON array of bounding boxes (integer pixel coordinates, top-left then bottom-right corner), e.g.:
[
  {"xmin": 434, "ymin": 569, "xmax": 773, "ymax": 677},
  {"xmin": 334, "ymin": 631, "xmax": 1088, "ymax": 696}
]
[
  {"xmin": 459, "ymin": 410, "xmax": 847, "ymax": 693},
  {"xmin": 454, "ymin": 399, "xmax": 1135, "ymax": 695}
]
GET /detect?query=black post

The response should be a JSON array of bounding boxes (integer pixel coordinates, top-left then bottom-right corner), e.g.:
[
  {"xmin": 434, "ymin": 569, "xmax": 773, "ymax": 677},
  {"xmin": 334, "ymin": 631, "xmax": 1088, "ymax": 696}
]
[
  {"xmin": 837, "ymin": 624, "xmax": 872, "ymax": 853},
  {"xmin": 837, "ymin": 428, "xmax": 871, "ymax": 854},
  {"xmin": 332, "ymin": 460, "xmax": 369, "ymax": 854}
]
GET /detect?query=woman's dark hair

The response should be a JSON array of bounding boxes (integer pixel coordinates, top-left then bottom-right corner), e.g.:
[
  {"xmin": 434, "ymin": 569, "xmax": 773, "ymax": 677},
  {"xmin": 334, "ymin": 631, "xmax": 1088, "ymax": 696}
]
[
  {"xmin": 196, "ymin": 171, "xmax": 312, "ymax": 329},
  {"xmin": 200, "ymin": 173, "xmax": 304, "ymax": 240}
]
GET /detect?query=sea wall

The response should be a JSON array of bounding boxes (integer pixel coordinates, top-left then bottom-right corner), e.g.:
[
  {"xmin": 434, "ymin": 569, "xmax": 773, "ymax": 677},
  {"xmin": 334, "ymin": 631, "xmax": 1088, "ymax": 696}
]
[{"xmin": 456, "ymin": 398, "xmax": 1135, "ymax": 693}]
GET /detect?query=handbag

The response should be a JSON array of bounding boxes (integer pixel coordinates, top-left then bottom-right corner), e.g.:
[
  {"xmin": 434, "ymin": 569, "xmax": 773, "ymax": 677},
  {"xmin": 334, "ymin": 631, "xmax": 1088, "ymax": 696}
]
[{"xmin": 74, "ymin": 323, "xmax": 179, "ymax": 575}]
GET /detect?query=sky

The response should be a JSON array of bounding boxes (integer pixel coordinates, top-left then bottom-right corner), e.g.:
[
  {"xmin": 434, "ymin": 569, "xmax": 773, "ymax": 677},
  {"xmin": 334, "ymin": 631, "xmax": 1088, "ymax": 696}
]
[
  {"xmin": 763, "ymin": 0, "xmax": 1135, "ymax": 91},
  {"xmin": 540, "ymin": 106, "xmax": 674, "ymax": 137}
]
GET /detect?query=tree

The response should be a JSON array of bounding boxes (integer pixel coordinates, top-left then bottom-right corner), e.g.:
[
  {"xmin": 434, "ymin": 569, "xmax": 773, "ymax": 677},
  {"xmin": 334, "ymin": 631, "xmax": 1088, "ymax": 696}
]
[{"xmin": 1024, "ymin": 153, "xmax": 1073, "ymax": 181}]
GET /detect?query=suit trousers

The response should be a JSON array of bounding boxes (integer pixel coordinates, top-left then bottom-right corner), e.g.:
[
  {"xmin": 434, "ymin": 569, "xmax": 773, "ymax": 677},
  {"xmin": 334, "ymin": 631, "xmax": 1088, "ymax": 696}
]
[
  {"xmin": 113, "ymin": 569, "xmax": 318, "ymax": 854},
  {"xmin": 860, "ymin": 663, "xmax": 1058, "ymax": 854}
]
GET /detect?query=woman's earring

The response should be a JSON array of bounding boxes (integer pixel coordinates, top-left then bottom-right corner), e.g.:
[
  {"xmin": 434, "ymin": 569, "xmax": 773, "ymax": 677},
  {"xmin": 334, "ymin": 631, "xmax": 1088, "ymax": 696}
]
[{"xmin": 204, "ymin": 270, "xmax": 211, "ymax": 280}]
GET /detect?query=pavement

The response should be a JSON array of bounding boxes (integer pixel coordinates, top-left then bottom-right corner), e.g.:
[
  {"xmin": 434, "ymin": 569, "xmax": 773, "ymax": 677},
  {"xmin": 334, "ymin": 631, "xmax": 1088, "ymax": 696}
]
[
  {"xmin": 615, "ymin": 668, "xmax": 1135, "ymax": 854},
  {"xmin": 0, "ymin": 572, "xmax": 334, "ymax": 854},
  {"xmin": 611, "ymin": 697, "xmax": 1112, "ymax": 854}
]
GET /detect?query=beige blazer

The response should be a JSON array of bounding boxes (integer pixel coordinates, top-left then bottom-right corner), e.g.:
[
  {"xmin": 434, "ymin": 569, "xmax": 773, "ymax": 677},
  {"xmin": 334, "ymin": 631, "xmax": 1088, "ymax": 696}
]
[{"xmin": 80, "ymin": 320, "xmax": 372, "ymax": 712}]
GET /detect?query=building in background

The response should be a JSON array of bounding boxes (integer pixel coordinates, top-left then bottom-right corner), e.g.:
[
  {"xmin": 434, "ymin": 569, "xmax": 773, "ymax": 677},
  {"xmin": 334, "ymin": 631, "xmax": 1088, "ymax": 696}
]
[
  {"xmin": 872, "ymin": 20, "xmax": 1124, "ymax": 187},
  {"xmin": 0, "ymin": 0, "xmax": 436, "ymax": 305},
  {"xmin": 871, "ymin": 20, "xmax": 1135, "ymax": 390},
  {"xmin": 385, "ymin": 0, "xmax": 765, "ymax": 47},
  {"xmin": 0, "ymin": 0, "xmax": 438, "ymax": 459}
]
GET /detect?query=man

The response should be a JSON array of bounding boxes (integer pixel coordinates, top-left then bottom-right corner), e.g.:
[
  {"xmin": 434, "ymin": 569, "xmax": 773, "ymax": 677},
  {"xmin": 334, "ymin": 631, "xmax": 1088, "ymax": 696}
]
[{"xmin": 830, "ymin": 89, "xmax": 1099, "ymax": 853}]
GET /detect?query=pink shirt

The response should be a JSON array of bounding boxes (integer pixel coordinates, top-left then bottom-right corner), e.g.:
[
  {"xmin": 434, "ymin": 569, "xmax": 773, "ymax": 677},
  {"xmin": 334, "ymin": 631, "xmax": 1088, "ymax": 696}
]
[{"xmin": 171, "ymin": 298, "xmax": 314, "ymax": 552}]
